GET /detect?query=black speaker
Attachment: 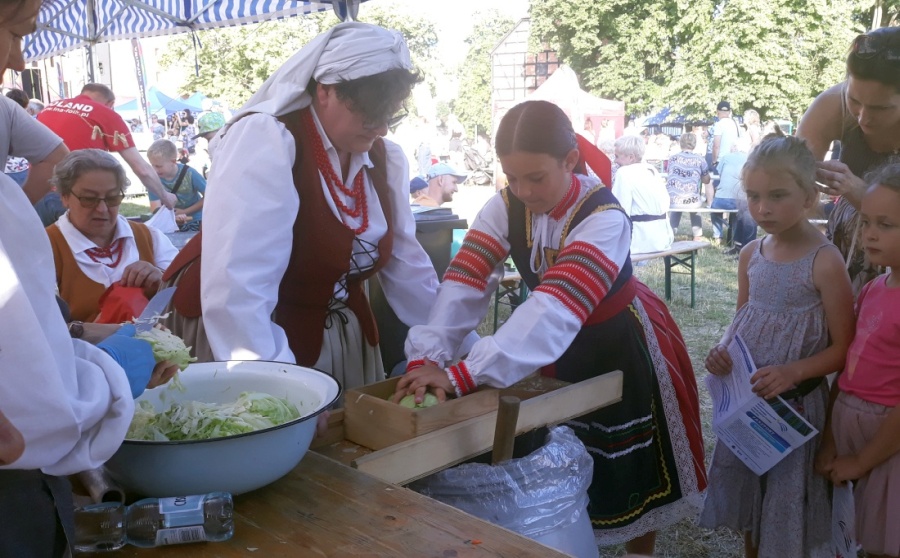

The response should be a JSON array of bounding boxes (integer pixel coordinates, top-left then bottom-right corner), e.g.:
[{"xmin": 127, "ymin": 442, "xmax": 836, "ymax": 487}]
[{"xmin": 21, "ymin": 69, "xmax": 43, "ymax": 100}]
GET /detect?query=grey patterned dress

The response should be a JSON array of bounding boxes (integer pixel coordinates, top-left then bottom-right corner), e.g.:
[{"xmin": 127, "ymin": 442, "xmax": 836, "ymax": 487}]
[{"xmin": 699, "ymin": 241, "xmax": 832, "ymax": 557}]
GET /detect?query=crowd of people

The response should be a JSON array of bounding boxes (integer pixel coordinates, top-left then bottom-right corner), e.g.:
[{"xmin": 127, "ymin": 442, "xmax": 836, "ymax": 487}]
[{"xmin": 2, "ymin": 3, "xmax": 900, "ymax": 556}]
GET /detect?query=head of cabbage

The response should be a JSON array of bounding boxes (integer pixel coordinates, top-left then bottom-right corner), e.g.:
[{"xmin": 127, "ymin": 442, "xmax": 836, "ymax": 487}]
[{"xmin": 398, "ymin": 393, "xmax": 439, "ymax": 409}]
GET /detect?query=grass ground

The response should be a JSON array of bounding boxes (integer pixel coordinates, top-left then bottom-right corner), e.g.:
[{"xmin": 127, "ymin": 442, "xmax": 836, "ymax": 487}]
[
  {"xmin": 485, "ymin": 220, "xmax": 746, "ymax": 557},
  {"xmin": 119, "ymin": 195, "xmax": 151, "ymax": 218}
]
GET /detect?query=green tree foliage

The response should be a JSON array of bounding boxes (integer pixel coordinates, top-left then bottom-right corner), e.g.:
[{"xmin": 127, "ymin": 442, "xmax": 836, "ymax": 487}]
[
  {"xmin": 531, "ymin": 0, "xmax": 681, "ymax": 116},
  {"xmin": 158, "ymin": 4, "xmax": 439, "ymax": 109},
  {"xmin": 454, "ymin": 11, "xmax": 516, "ymax": 136},
  {"xmin": 670, "ymin": 0, "xmax": 859, "ymax": 120},
  {"xmin": 357, "ymin": 2, "xmax": 439, "ymax": 74},
  {"xmin": 158, "ymin": 15, "xmax": 330, "ymax": 109},
  {"xmin": 531, "ymin": 0, "xmax": 874, "ymax": 121}
]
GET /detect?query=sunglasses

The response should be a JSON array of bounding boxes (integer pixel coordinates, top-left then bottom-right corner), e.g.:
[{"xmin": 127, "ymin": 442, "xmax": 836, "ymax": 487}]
[
  {"xmin": 68, "ymin": 191, "xmax": 126, "ymax": 209},
  {"xmin": 851, "ymin": 32, "xmax": 900, "ymax": 62}
]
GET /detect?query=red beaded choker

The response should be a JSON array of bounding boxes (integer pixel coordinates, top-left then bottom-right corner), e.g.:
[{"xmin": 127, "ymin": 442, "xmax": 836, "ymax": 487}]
[
  {"xmin": 84, "ymin": 238, "xmax": 125, "ymax": 268},
  {"xmin": 302, "ymin": 110, "xmax": 369, "ymax": 235}
]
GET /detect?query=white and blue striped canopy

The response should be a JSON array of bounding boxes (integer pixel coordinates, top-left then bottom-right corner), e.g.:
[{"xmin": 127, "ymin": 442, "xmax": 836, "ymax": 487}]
[{"xmin": 24, "ymin": 0, "xmax": 367, "ymax": 61}]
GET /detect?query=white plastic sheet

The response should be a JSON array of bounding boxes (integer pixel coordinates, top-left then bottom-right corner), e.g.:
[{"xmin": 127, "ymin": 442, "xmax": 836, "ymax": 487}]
[
  {"xmin": 411, "ymin": 426, "xmax": 598, "ymax": 558},
  {"xmin": 144, "ymin": 207, "xmax": 178, "ymax": 233}
]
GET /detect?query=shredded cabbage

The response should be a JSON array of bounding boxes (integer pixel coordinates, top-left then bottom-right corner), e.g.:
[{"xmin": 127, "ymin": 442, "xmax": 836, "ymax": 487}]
[
  {"xmin": 126, "ymin": 392, "xmax": 302, "ymax": 441},
  {"xmin": 134, "ymin": 328, "xmax": 196, "ymax": 371}
]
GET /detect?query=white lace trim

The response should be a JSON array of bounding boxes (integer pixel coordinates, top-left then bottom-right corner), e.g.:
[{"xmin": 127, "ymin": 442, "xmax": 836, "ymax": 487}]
[
  {"xmin": 594, "ymin": 492, "xmax": 704, "ymax": 547},
  {"xmin": 634, "ymin": 296, "xmax": 700, "ymax": 495},
  {"xmin": 590, "ymin": 298, "xmax": 704, "ymax": 545}
]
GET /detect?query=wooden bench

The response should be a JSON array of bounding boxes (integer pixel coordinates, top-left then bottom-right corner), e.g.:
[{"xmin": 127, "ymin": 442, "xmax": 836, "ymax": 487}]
[
  {"xmin": 493, "ymin": 240, "xmax": 710, "ymax": 329},
  {"xmin": 632, "ymin": 240, "xmax": 711, "ymax": 308},
  {"xmin": 493, "ymin": 269, "xmax": 527, "ymax": 332}
]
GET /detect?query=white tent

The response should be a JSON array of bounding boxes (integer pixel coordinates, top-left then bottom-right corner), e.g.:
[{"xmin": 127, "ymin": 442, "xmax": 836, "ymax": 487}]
[{"xmin": 527, "ymin": 65, "xmax": 626, "ymax": 140}]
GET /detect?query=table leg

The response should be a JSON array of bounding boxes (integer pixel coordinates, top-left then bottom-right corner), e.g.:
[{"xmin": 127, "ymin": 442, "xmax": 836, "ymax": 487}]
[
  {"xmin": 664, "ymin": 255, "xmax": 672, "ymax": 301},
  {"xmin": 689, "ymin": 251, "xmax": 696, "ymax": 308},
  {"xmin": 493, "ymin": 289, "xmax": 500, "ymax": 332},
  {"xmin": 726, "ymin": 212, "xmax": 736, "ymax": 246}
]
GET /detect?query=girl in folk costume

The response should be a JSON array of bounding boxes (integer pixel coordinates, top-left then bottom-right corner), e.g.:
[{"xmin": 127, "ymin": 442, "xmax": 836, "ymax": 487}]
[
  {"xmin": 700, "ymin": 134, "xmax": 856, "ymax": 558},
  {"xmin": 817, "ymin": 163, "xmax": 900, "ymax": 558},
  {"xmin": 170, "ymin": 23, "xmax": 473, "ymax": 391},
  {"xmin": 394, "ymin": 100, "xmax": 706, "ymax": 555}
]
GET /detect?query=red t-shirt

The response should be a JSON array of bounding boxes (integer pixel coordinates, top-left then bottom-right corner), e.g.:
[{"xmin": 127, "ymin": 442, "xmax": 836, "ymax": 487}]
[{"xmin": 37, "ymin": 94, "xmax": 135, "ymax": 152}]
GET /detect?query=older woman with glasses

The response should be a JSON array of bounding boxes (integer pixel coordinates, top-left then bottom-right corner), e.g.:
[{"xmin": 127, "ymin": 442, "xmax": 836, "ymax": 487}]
[
  {"xmin": 798, "ymin": 26, "xmax": 900, "ymax": 296},
  {"xmin": 47, "ymin": 149, "xmax": 178, "ymax": 322}
]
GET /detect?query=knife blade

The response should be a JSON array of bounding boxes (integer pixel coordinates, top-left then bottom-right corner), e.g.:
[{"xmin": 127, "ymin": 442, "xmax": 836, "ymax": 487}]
[{"xmin": 134, "ymin": 287, "xmax": 176, "ymax": 333}]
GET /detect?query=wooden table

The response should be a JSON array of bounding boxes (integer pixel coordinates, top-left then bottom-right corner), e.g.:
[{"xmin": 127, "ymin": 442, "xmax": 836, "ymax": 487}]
[{"xmin": 114, "ymin": 452, "xmax": 569, "ymax": 557}]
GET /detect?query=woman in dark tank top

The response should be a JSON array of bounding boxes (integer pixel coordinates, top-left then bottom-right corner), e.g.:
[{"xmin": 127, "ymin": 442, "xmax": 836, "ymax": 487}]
[{"xmin": 797, "ymin": 27, "xmax": 900, "ymax": 295}]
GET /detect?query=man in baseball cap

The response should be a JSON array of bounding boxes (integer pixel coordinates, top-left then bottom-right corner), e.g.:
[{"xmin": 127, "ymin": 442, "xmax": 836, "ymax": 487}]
[
  {"xmin": 711, "ymin": 100, "xmax": 740, "ymax": 171},
  {"xmin": 192, "ymin": 111, "xmax": 226, "ymax": 141},
  {"xmin": 412, "ymin": 162, "xmax": 467, "ymax": 207}
]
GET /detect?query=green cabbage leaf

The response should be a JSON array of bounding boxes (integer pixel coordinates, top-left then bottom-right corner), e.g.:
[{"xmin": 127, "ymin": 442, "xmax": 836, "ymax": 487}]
[{"xmin": 134, "ymin": 328, "xmax": 196, "ymax": 371}]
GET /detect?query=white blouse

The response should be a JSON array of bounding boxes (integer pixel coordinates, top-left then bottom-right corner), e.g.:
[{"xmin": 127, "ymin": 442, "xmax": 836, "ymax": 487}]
[
  {"xmin": 54, "ymin": 214, "xmax": 178, "ymax": 286},
  {"xmin": 405, "ymin": 176, "xmax": 631, "ymax": 391},
  {"xmin": 611, "ymin": 163, "xmax": 673, "ymax": 254},
  {"xmin": 0, "ymin": 175, "xmax": 133, "ymax": 476},
  {"xmin": 201, "ymin": 107, "xmax": 441, "ymax": 363}
]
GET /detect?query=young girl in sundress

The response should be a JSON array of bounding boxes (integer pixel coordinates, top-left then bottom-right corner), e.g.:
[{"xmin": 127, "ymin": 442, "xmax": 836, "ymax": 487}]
[
  {"xmin": 700, "ymin": 132, "xmax": 856, "ymax": 558},
  {"xmin": 817, "ymin": 162, "xmax": 900, "ymax": 558}
]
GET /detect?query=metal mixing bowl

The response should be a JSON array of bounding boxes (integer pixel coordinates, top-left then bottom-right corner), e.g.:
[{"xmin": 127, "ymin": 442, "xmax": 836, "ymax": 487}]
[{"xmin": 105, "ymin": 360, "xmax": 341, "ymax": 497}]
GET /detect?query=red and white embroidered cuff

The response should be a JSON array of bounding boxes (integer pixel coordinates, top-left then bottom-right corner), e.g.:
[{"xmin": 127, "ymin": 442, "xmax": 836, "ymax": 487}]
[
  {"xmin": 406, "ymin": 359, "xmax": 427, "ymax": 373},
  {"xmin": 446, "ymin": 362, "xmax": 477, "ymax": 397}
]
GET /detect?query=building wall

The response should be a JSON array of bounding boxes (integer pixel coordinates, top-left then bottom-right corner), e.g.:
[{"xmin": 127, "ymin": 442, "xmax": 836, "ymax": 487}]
[
  {"xmin": 489, "ymin": 18, "xmax": 560, "ymax": 188},
  {"xmin": 490, "ymin": 19, "xmax": 560, "ymax": 136}
]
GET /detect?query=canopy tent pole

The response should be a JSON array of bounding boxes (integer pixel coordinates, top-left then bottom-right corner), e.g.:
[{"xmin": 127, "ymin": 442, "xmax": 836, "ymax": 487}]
[
  {"xmin": 332, "ymin": 0, "xmax": 361, "ymax": 22},
  {"xmin": 85, "ymin": 0, "xmax": 95, "ymax": 82},
  {"xmin": 84, "ymin": 45, "xmax": 94, "ymax": 83}
]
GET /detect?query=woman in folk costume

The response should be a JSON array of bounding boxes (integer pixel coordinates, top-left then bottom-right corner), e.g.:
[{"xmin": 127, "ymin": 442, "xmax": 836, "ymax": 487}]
[
  {"xmin": 178, "ymin": 23, "xmax": 470, "ymax": 391},
  {"xmin": 395, "ymin": 100, "xmax": 706, "ymax": 554}
]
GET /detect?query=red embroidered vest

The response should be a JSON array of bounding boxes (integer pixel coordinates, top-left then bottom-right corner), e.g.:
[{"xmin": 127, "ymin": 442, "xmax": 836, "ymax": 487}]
[
  {"xmin": 163, "ymin": 109, "xmax": 395, "ymax": 366},
  {"xmin": 275, "ymin": 109, "xmax": 394, "ymax": 366}
]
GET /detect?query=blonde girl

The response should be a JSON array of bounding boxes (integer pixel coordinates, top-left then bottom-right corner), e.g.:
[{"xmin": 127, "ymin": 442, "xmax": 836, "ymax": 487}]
[{"xmin": 700, "ymin": 133, "xmax": 856, "ymax": 557}]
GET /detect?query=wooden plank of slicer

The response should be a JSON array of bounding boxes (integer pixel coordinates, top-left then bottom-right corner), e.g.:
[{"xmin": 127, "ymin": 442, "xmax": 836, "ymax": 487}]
[{"xmin": 351, "ymin": 370, "xmax": 623, "ymax": 485}]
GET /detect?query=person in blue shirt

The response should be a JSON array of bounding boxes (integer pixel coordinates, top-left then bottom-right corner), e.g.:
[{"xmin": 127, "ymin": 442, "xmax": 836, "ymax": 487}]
[
  {"xmin": 711, "ymin": 136, "xmax": 757, "ymax": 253},
  {"xmin": 147, "ymin": 139, "xmax": 206, "ymax": 231}
]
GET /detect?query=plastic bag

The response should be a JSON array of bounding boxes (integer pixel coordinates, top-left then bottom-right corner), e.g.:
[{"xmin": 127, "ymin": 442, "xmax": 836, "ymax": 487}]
[
  {"xmin": 410, "ymin": 426, "xmax": 597, "ymax": 558},
  {"xmin": 145, "ymin": 207, "xmax": 178, "ymax": 233},
  {"xmin": 95, "ymin": 284, "xmax": 148, "ymax": 324},
  {"xmin": 832, "ymin": 482, "xmax": 856, "ymax": 558}
]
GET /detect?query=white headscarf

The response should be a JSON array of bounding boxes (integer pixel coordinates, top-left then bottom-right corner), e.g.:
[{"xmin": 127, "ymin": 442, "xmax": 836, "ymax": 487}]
[{"xmin": 230, "ymin": 22, "xmax": 412, "ymax": 121}]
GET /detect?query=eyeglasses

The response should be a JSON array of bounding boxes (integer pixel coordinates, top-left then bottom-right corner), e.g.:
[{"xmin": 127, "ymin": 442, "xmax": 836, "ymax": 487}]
[
  {"xmin": 851, "ymin": 32, "xmax": 900, "ymax": 62},
  {"xmin": 68, "ymin": 191, "xmax": 126, "ymax": 209},
  {"xmin": 363, "ymin": 109, "xmax": 408, "ymax": 132}
]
